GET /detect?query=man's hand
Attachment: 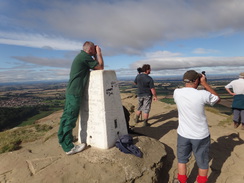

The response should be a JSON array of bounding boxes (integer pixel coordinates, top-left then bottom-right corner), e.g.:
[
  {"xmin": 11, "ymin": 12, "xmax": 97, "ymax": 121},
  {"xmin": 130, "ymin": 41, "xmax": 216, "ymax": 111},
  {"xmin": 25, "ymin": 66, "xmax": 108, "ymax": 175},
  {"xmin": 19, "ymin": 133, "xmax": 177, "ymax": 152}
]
[
  {"xmin": 200, "ymin": 74, "xmax": 207, "ymax": 85},
  {"xmin": 151, "ymin": 88, "xmax": 157, "ymax": 101},
  {"xmin": 96, "ymin": 45, "xmax": 102, "ymax": 55},
  {"xmin": 93, "ymin": 45, "xmax": 104, "ymax": 70},
  {"xmin": 200, "ymin": 74, "xmax": 221, "ymax": 103},
  {"xmin": 225, "ymin": 87, "xmax": 236, "ymax": 96}
]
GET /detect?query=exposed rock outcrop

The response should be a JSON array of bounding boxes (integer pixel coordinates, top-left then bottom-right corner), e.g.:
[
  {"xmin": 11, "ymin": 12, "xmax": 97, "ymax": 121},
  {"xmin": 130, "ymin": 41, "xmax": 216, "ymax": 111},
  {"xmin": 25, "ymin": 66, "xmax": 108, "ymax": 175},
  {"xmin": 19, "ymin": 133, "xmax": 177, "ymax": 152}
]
[{"xmin": 0, "ymin": 135, "xmax": 166, "ymax": 183}]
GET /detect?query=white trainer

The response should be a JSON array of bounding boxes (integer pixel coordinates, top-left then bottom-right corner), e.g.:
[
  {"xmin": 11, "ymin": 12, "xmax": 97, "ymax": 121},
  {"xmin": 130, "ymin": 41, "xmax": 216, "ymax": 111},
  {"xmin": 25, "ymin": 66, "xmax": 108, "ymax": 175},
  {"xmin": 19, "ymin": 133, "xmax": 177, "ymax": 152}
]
[{"xmin": 66, "ymin": 143, "xmax": 86, "ymax": 155}]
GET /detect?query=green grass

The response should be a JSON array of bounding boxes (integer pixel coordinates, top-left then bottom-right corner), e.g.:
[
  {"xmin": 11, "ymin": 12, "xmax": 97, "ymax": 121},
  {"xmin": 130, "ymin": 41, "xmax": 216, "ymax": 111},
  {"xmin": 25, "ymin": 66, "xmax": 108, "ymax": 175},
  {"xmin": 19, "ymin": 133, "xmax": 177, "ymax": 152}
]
[
  {"xmin": 160, "ymin": 98, "xmax": 175, "ymax": 105},
  {"xmin": 205, "ymin": 106, "xmax": 222, "ymax": 114},
  {"xmin": 19, "ymin": 107, "xmax": 62, "ymax": 126},
  {"xmin": 205, "ymin": 106, "xmax": 233, "ymax": 127},
  {"xmin": 207, "ymin": 103, "xmax": 232, "ymax": 115},
  {"xmin": 218, "ymin": 115, "xmax": 233, "ymax": 127},
  {"xmin": 0, "ymin": 124, "xmax": 53, "ymax": 154}
]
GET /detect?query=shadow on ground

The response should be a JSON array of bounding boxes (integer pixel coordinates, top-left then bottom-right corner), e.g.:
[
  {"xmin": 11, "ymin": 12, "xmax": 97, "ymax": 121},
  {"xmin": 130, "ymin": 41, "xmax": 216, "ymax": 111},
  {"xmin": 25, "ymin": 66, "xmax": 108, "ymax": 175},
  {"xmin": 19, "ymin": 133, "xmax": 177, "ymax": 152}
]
[{"xmin": 187, "ymin": 133, "xmax": 244, "ymax": 182}]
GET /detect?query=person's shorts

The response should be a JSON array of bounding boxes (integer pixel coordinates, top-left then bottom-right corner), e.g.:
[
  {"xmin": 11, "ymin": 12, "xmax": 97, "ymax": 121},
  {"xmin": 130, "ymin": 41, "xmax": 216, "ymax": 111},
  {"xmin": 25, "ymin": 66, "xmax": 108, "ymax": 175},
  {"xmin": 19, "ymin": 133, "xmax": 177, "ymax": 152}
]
[
  {"xmin": 233, "ymin": 109, "xmax": 244, "ymax": 123},
  {"xmin": 177, "ymin": 134, "xmax": 210, "ymax": 169},
  {"xmin": 137, "ymin": 95, "xmax": 152, "ymax": 113}
]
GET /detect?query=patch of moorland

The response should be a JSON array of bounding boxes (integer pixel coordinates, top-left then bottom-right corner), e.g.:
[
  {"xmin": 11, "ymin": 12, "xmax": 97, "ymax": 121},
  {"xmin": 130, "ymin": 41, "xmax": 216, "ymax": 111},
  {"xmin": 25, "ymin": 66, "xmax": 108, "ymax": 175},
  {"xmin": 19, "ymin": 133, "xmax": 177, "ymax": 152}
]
[{"xmin": 0, "ymin": 124, "xmax": 53, "ymax": 154}]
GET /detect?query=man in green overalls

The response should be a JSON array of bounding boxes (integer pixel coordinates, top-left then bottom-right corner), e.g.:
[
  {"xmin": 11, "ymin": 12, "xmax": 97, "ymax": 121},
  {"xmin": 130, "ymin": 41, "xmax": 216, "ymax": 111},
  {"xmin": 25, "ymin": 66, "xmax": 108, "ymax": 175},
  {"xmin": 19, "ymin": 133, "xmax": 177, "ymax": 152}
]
[{"xmin": 58, "ymin": 41, "xmax": 104, "ymax": 155}]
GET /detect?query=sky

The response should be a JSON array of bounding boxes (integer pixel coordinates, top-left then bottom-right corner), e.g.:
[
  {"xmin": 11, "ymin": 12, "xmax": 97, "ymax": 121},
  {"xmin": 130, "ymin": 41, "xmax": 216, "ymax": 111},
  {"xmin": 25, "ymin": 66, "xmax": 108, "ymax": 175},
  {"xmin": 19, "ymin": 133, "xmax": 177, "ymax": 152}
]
[{"xmin": 1, "ymin": 0, "xmax": 244, "ymax": 83}]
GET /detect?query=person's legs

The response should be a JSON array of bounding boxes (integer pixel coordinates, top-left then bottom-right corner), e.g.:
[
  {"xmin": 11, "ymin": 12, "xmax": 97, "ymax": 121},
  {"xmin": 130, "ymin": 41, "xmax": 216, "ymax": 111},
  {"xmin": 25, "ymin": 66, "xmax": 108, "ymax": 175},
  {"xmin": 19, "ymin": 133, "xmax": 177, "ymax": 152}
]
[
  {"xmin": 240, "ymin": 110, "xmax": 244, "ymax": 130},
  {"xmin": 142, "ymin": 113, "xmax": 149, "ymax": 126},
  {"xmin": 135, "ymin": 97, "xmax": 143, "ymax": 123},
  {"xmin": 58, "ymin": 101, "xmax": 68, "ymax": 142},
  {"xmin": 142, "ymin": 96, "xmax": 152, "ymax": 126},
  {"xmin": 135, "ymin": 110, "xmax": 141, "ymax": 118},
  {"xmin": 192, "ymin": 136, "xmax": 210, "ymax": 183},
  {"xmin": 176, "ymin": 134, "xmax": 192, "ymax": 183},
  {"xmin": 134, "ymin": 111, "xmax": 141, "ymax": 123},
  {"xmin": 58, "ymin": 95, "xmax": 81, "ymax": 152},
  {"xmin": 177, "ymin": 163, "xmax": 188, "ymax": 183},
  {"xmin": 198, "ymin": 168, "xmax": 208, "ymax": 176},
  {"xmin": 196, "ymin": 169, "xmax": 208, "ymax": 183},
  {"xmin": 143, "ymin": 113, "xmax": 149, "ymax": 120},
  {"xmin": 233, "ymin": 109, "xmax": 241, "ymax": 128}
]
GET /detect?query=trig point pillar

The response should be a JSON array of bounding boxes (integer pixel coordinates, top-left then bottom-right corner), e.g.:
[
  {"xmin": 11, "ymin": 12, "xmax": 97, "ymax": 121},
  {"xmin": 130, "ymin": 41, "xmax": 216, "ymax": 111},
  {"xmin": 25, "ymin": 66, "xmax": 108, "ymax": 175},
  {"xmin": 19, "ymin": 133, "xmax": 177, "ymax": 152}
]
[{"xmin": 78, "ymin": 70, "xmax": 128, "ymax": 149}]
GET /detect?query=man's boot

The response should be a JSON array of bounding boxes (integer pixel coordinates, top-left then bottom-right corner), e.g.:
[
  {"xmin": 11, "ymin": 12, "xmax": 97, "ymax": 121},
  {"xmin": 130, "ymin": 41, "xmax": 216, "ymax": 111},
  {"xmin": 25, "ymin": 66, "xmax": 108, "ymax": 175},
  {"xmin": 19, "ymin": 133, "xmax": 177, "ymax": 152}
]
[
  {"xmin": 143, "ymin": 119, "xmax": 149, "ymax": 127},
  {"xmin": 134, "ymin": 115, "xmax": 140, "ymax": 123}
]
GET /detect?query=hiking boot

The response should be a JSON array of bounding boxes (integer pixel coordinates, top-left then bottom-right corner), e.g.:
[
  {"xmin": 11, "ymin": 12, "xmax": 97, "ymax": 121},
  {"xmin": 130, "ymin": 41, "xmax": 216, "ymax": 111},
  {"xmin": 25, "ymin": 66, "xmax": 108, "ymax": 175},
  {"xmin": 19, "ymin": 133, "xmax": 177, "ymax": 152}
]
[
  {"xmin": 143, "ymin": 120, "xmax": 150, "ymax": 127},
  {"xmin": 234, "ymin": 122, "xmax": 240, "ymax": 128},
  {"xmin": 66, "ymin": 143, "xmax": 86, "ymax": 155},
  {"xmin": 134, "ymin": 115, "xmax": 140, "ymax": 123}
]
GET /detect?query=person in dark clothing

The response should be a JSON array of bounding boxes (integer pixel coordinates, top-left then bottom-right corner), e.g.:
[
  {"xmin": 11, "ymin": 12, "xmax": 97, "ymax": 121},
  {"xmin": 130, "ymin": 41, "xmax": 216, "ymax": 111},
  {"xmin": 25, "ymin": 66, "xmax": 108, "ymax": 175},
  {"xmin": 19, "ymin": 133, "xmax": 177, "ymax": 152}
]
[
  {"xmin": 134, "ymin": 64, "xmax": 157, "ymax": 127},
  {"xmin": 58, "ymin": 41, "xmax": 104, "ymax": 155}
]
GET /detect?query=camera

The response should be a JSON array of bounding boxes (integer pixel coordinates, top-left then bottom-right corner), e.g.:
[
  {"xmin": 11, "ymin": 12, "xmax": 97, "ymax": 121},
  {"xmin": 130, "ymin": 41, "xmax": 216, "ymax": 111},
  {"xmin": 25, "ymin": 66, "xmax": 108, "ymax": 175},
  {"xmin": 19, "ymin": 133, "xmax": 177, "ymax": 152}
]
[{"xmin": 201, "ymin": 71, "xmax": 207, "ymax": 82}]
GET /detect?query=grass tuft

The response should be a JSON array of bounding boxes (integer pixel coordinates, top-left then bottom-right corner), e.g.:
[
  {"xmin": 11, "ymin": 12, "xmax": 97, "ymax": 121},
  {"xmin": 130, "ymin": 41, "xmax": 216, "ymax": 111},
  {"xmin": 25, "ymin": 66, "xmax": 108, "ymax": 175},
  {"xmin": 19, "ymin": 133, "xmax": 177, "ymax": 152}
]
[
  {"xmin": 218, "ymin": 115, "xmax": 233, "ymax": 127},
  {"xmin": 160, "ymin": 98, "xmax": 175, "ymax": 105}
]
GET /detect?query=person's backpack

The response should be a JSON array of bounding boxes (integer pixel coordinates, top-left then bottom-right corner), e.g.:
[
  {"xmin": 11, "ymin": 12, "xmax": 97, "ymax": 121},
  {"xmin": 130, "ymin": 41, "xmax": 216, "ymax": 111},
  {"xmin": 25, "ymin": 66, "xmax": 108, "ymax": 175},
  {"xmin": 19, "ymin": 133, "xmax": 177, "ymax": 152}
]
[
  {"xmin": 115, "ymin": 135, "xmax": 142, "ymax": 158},
  {"xmin": 122, "ymin": 106, "xmax": 131, "ymax": 132}
]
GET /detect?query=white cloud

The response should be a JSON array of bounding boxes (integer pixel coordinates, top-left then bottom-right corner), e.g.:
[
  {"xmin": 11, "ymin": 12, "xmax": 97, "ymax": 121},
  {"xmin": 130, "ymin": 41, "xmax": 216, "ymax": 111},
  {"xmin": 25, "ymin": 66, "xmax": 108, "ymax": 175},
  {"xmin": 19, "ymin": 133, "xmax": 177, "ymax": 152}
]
[
  {"xmin": 193, "ymin": 48, "xmax": 219, "ymax": 54},
  {"xmin": 0, "ymin": 67, "xmax": 69, "ymax": 83},
  {"xmin": 131, "ymin": 53, "xmax": 244, "ymax": 71},
  {"xmin": 12, "ymin": 56, "xmax": 73, "ymax": 68},
  {"xmin": 1, "ymin": 0, "xmax": 244, "ymax": 54},
  {"xmin": 0, "ymin": 32, "xmax": 82, "ymax": 51},
  {"xmin": 145, "ymin": 51, "xmax": 182, "ymax": 58}
]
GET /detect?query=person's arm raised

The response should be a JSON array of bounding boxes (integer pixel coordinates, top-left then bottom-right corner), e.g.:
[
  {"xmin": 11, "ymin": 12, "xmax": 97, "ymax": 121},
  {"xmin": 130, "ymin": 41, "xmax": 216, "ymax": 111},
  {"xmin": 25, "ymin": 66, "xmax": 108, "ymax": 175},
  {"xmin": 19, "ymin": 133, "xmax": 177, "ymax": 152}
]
[
  {"xmin": 93, "ymin": 45, "xmax": 104, "ymax": 70},
  {"xmin": 200, "ymin": 75, "xmax": 221, "ymax": 103}
]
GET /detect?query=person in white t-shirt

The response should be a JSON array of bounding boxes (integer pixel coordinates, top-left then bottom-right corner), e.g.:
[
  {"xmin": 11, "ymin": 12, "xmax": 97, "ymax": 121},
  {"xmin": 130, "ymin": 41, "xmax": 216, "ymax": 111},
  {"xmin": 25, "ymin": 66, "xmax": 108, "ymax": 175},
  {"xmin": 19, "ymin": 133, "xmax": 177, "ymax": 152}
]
[
  {"xmin": 173, "ymin": 70, "xmax": 220, "ymax": 183},
  {"xmin": 225, "ymin": 72, "xmax": 244, "ymax": 129}
]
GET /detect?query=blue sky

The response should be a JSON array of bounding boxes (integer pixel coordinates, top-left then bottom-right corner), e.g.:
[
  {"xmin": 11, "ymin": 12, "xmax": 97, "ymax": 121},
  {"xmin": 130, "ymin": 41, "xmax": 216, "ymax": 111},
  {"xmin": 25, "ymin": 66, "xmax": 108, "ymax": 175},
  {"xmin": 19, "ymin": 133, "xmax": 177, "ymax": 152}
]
[{"xmin": 1, "ymin": 0, "xmax": 244, "ymax": 83}]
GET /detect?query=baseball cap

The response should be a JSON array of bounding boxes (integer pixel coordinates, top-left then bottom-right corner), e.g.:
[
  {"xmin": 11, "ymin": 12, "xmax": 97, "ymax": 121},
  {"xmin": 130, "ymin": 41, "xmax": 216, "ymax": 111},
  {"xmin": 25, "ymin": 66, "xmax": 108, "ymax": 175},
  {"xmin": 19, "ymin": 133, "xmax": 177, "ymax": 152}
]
[
  {"xmin": 183, "ymin": 70, "xmax": 202, "ymax": 83},
  {"xmin": 239, "ymin": 72, "xmax": 244, "ymax": 78}
]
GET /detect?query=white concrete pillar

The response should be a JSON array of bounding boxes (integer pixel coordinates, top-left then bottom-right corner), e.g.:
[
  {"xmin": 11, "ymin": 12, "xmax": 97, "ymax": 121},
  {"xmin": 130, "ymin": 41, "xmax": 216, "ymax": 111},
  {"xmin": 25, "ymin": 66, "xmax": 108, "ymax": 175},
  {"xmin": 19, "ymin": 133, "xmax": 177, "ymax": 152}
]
[{"xmin": 78, "ymin": 70, "xmax": 128, "ymax": 149}]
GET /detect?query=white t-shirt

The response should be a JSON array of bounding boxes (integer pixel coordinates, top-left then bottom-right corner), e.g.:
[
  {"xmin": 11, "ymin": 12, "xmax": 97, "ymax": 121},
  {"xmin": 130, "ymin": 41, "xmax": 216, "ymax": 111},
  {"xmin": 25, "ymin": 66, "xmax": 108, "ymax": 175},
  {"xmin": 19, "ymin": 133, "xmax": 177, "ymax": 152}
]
[
  {"xmin": 225, "ymin": 78, "xmax": 244, "ymax": 94},
  {"xmin": 173, "ymin": 87, "xmax": 219, "ymax": 139}
]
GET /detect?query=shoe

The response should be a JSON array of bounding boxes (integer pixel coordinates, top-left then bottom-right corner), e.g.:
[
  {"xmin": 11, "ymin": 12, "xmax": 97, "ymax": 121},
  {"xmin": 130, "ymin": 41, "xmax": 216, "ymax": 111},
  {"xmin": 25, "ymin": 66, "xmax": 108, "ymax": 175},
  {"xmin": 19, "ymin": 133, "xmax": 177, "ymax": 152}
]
[
  {"xmin": 128, "ymin": 128, "xmax": 134, "ymax": 134},
  {"xmin": 172, "ymin": 178, "xmax": 180, "ymax": 183},
  {"xmin": 66, "ymin": 143, "xmax": 86, "ymax": 155},
  {"xmin": 234, "ymin": 122, "xmax": 240, "ymax": 128},
  {"xmin": 172, "ymin": 178, "xmax": 188, "ymax": 183},
  {"xmin": 134, "ymin": 115, "xmax": 140, "ymax": 123},
  {"xmin": 143, "ymin": 120, "xmax": 150, "ymax": 127},
  {"xmin": 241, "ymin": 124, "xmax": 244, "ymax": 130}
]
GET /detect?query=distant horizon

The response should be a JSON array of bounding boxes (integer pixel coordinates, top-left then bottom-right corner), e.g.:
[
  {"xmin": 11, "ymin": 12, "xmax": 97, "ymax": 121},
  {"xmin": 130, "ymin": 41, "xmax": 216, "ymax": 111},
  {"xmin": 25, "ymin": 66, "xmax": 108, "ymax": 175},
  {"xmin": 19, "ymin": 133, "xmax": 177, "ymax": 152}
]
[{"xmin": 0, "ymin": 73, "xmax": 238, "ymax": 86}]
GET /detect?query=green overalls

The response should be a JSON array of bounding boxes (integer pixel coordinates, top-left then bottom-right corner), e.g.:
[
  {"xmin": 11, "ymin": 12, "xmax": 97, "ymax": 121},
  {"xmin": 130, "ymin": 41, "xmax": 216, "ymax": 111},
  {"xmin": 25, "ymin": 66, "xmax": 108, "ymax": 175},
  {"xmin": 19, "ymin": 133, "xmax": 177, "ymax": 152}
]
[{"xmin": 58, "ymin": 50, "xmax": 98, "ymax": 152}]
